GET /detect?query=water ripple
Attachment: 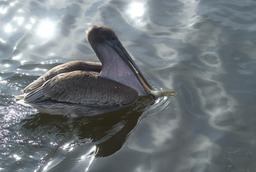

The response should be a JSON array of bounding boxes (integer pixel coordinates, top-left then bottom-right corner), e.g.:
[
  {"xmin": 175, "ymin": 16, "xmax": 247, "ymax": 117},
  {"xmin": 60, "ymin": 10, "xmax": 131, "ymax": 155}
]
[
  {"xmin": 128, "ymin": 96, "xmax": 178, "ymax": 153},
  {"xmin": 199, "ymin": 0, "xmax": 256, "ymax": 31},
  {"xmin": 1, "ymin": 0, "xmax": 256, "ymax": 171}
]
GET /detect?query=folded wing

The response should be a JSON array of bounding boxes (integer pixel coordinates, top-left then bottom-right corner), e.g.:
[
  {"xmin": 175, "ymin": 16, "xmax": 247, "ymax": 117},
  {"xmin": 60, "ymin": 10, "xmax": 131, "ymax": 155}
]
[
  {"xmin": 23, "ymin": 70, "xmax": 138, "ymax": 107},
  {"xmin": 23, "ymin": 61, "xmax": 102, "ymax": 93}
]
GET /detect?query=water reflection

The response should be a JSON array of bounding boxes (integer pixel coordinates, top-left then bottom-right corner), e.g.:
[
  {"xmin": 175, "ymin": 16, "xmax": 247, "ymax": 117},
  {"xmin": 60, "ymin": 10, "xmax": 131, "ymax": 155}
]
[
  {"xmin": 12, "ymin": 154, "xmax": 22, "ymax": 161},
  {"xmin": 25, "ymin": 18, "xmax": 36, "ymax": 30},
  {"xmin": 4, "ymin": 24, "xmax": 14, "ymax": 33},
  {"xmin": 128, "ymin": 96, "xmax": 178, "ymax": 153},
  {"xmin": 13, "ymin": 16, "xmax": 24, "ymax": 26},
  {"xmin": 80, "ymin": 146, "xmax": 97, "ymax": 172},
  {"xmin": 127, "ymin": 1, "xmax": 145, "ymax": 19},
  {"xmin": 126, "ymin": 1, "xmax": 147, "ymax": 27},
  {"xmin": 20, "ymin": 96, "xmax": 155, "ymax": 171},
  {"xmin": 36, "ymin": 19, "xmax": 56, "ymax": 39},
  {"xmin": 0, "ymin": 6, "xmax": 8, "ymax": 15}
]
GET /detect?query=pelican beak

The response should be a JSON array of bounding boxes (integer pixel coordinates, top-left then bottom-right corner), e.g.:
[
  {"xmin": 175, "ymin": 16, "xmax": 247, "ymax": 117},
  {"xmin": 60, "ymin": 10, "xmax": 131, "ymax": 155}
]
[{"xmin": 106, "ymin": 38, "xmax": 153, "ymax": 95}]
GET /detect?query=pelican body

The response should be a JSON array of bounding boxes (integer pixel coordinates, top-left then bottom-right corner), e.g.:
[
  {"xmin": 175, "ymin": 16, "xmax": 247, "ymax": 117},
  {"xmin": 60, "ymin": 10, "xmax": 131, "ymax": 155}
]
[{"xmin": 17, "ymin": 26, "xmax": 156, "ymax": 116}]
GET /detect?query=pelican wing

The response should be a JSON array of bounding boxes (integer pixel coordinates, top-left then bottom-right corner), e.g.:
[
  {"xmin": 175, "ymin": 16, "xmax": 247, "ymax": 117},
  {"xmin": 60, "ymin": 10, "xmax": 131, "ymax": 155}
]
[
  {"xmin": 24, "ymin": 61, "xmax": 102, "ymax": 93},
  {"xmin": 23, "ymin": 71, "xmax": 138, "ymax": 107}
]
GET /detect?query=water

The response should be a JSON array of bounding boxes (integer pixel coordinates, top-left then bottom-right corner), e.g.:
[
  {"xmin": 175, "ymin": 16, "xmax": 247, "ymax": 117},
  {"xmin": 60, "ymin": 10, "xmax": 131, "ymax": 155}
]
[{"xmin": 1, "ymin": 0, "xmax": 256, "ymax": 171}]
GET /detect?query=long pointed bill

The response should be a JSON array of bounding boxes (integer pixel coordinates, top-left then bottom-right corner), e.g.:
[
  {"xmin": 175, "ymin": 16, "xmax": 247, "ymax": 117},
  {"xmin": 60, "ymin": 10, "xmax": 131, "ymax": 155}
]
[{"xmin": 106, "ymin": 39, "xmax": 153, "ymax": 95}]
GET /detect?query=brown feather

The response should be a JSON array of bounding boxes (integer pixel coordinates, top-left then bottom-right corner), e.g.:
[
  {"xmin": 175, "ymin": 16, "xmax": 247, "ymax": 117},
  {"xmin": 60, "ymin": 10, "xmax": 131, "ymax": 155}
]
[
  {"xmin": 24, "ymin": 71, "xmax": 138, "ymax": 107},
  {"xmin": 24, "ymin": 61, "xmax": 102, "ymax": 93}
]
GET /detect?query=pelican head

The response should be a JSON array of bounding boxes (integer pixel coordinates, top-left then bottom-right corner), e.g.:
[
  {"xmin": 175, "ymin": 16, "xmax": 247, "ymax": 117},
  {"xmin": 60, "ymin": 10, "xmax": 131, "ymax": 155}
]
[{"xmin": 87, "ymin": 26, "xmax": 153, "ymax": 96}]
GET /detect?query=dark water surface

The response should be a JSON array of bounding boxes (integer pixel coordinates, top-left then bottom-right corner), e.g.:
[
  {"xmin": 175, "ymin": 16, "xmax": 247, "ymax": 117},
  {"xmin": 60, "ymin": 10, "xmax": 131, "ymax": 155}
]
[{"xmin": 1, "ymin": 0, "xmax": 256, "ymax": 171}]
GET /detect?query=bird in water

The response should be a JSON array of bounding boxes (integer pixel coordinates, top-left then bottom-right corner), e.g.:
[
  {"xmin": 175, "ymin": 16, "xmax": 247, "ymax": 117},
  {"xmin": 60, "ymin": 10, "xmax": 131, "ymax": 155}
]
[{"xmin": 17, "ymin": 26, "xmax": 175, "ymax": 116}]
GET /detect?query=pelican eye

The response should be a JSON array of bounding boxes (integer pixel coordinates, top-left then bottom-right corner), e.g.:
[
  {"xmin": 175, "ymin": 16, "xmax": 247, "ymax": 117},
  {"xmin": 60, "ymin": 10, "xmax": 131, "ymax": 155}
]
[{"xmin": 112, "ymin": 37, "xmax": 116, "ymax": 40}]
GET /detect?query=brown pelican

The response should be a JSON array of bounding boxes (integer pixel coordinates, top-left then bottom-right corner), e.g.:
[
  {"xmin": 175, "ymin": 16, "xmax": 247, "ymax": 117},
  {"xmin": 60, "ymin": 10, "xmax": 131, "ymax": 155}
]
[{"xmin": 17, "ymin": 26, "xmax": 174, "ymax": 116}]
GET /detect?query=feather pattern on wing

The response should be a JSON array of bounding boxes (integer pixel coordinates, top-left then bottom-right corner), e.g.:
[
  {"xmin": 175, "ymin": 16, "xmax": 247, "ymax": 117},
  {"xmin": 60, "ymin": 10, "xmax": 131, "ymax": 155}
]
[
  {"xmin": 23, "ymin": 61, "xmax": 102, "ymax": 93},
  {"xmin": 23, "ymin": 71, "xmax": 138, "ymax": 107}
]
